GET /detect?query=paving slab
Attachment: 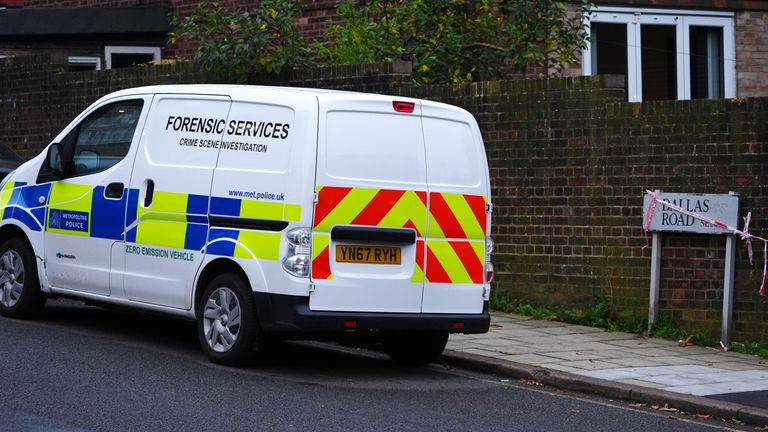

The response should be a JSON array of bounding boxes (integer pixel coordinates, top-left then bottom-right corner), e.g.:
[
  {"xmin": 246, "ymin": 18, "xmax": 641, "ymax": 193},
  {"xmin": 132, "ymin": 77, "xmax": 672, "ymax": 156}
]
[
  {"xmin": 598, "ymin": 357, "xmax": 670, "ymax": 368},
  {"xmin": 563, "ymin": 359, "xmax": 623, "ymax": 370},
  {"xmin": 539, "ymin": 350, "xmax": 612, "ymax": 361}
]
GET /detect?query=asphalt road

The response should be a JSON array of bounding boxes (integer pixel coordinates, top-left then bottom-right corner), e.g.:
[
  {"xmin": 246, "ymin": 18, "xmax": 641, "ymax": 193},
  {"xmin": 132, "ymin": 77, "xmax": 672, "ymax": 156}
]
[{"xmin": 0, "ymin": 299, "xmax": 754, "ymax": 432}]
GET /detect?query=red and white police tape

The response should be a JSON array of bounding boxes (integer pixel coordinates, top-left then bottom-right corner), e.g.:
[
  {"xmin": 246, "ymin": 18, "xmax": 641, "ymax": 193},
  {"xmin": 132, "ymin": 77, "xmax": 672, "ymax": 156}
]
[{"xmin": 643, "ymin": 190, "xmax": 768, "ymax": 296}]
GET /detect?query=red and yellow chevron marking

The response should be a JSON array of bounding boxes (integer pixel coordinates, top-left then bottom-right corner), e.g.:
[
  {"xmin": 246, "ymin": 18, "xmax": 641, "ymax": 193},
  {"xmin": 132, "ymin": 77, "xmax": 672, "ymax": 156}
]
[
  {"xmin": 311, "ymin": 186, "xmax": 487, "ymax": 284},
  {"xmin": 427, "ymin": 192, "xmax": 487, "ymax": 240},
  {"xmin": 313, "ymin": 186, "xmax": 427, "ymax": 235},
  {"xmin": 412, "ymin": 239, "xmax": 425, "ymax": 283},
  {"xmin": 421, "ymin": 240, "xmax": 485, "ymax": 284},
  {"xmin": 311, "ymin": 233, "xmax": 333, "ymax": 280}
]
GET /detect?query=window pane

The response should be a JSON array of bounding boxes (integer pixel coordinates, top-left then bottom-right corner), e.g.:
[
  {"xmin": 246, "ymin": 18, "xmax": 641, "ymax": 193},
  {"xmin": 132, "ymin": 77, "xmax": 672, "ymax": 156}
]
[
  {"xmin": 68, "ymin": 64, "xmax": 97, "ymax": 72},
  {"xmin": 110, "ymin": 53, "xmax": 154, "ymax": 68},
  {"xmin": 73, "ymin": 101, "xmax": 143, "ymax": 175},
  {"xmin": 325, "ymin": 111, "xmax": 425, "ymax": 185},
  {"xmin": 690, "ymin": 26, "xmax": 724, "ymax": 99},
  {"xmin": 641, "ymin": 24, "xmax": 677, "ymax": 101},
  {"xmin": 590, "ymin": 23, "xmax": 628, "ymax": 99}
]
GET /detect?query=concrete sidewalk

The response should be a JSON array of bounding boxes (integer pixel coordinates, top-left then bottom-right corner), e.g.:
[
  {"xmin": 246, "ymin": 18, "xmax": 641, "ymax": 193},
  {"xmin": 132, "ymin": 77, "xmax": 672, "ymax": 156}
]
[{"xmin": 444, "ymin": 311, "xmax": 768, "ymax": 424}]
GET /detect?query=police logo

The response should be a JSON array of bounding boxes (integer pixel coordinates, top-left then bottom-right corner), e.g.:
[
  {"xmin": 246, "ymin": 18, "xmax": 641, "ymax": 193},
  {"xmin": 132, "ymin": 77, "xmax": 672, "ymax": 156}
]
[{"xmin": 49, "ymin": 209, "xmax": 61, "ymax": 229}]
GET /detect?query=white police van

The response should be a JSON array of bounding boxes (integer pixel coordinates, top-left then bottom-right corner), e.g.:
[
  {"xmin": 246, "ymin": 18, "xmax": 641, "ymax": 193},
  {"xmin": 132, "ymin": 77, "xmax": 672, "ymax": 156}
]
[{"xmin": 0, "ymin": 85, "xmax": 493, "ymax": 365}]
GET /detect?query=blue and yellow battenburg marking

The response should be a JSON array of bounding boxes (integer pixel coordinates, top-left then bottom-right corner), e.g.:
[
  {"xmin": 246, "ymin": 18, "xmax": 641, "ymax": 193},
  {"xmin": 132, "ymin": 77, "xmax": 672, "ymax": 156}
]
[
  {"xmin": 0, "ymin": 182, "xmax": 300, "ymax": 261},
  {"xmin": 1, "ymin": 181, "xmax": 50, "ymax": 232}
]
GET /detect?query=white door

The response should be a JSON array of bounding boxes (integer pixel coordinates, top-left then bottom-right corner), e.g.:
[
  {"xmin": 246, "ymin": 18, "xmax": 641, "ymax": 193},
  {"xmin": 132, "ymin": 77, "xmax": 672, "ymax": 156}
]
[
  {"xmin": 310, "ymin": 96, "xmax": 428, "ymax": 313},
  {"xmin": 44, "ymin": 97, "xmax": 151, "ymax": 295},
  {"xmin": 122, "ymin": 94, "xmax": 231, "ymax": 309},
  {"xmin": 420, "ymin": 103, "xmax": 489, "ymax": 314}
]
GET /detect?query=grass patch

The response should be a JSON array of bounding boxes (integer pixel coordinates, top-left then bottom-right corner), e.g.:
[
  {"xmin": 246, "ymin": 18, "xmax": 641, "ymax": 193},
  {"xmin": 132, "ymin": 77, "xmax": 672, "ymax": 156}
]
[
  {"xmin": 489, "ymin": 292, "xmax": 735, "ymax": 354},
  {"xmin": 489, "ymin": 293, "xmax": 611, "ymax": 328},
  {"xmin": 733, "ymin": 342, "xmax": 768, "ymax": 357}
]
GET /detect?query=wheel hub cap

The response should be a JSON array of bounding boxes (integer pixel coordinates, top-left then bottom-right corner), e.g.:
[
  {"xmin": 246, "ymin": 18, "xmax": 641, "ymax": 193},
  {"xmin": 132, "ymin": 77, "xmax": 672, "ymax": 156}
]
[
  {"xmin": 202, "ymin": 287, "xmax": 241, "ymax": 353},
  {"xmin": 0, "ymin": 250, "xmax": 24, "ymax": 308}
]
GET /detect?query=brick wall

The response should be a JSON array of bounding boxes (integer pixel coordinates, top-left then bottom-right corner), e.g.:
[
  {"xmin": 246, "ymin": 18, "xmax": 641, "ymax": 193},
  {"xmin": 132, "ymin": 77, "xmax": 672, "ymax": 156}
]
[
  {"xmin": 736, "ymin": 10, "xmax": 768, "ymax": 98},
  {"xmin": 400, "ymin": 77, "xmax": 768, "ymax": 342},
  {"xmin": 0, "ymin": 55, "xmax": 410, "ymax": 158},
  {"xmin": 2, "ymin": 55, "xmax": 768, "ymax": 343}
]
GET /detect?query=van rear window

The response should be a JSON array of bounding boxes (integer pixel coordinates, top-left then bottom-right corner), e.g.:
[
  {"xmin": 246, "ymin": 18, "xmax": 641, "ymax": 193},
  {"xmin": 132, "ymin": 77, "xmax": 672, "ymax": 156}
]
[
  {"xmin": 325, "ymin": 112, "xmax": 426, "ymax": 185},
  {"xmin": 423, "ymin": 117, "xmax": 482, "ymax": 187}
]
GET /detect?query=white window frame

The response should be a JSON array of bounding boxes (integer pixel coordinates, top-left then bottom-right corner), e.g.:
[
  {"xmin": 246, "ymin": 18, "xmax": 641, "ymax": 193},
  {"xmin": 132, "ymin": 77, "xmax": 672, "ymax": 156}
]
[
  {"xmin": 583, "ymin": 6, "xmax": 735, "ymax": 102},
  {"xmin": 104, "ymin": 46, "xmax": 161, "ymax": 69},
  {"xmin": 68, "ymin": 56, "xmax": 102, "ymax": 71}
]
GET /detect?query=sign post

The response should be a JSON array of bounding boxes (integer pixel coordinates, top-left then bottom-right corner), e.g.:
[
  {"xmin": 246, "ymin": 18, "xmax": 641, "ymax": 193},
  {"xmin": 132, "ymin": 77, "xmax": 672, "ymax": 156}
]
[{"xmin": 642, "ymin": 191, "xmax": 739, "ymax": 344}]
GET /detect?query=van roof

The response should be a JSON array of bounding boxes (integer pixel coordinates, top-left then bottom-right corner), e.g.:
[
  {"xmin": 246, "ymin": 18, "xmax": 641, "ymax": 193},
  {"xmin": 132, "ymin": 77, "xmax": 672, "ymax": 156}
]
[
  {"xmin": 107, "ymin": 84, "xmax": 387, "ymax": 101},
  {"xmin": 102, "ymin": 84, "xmax": 469, "ymax": 116}
]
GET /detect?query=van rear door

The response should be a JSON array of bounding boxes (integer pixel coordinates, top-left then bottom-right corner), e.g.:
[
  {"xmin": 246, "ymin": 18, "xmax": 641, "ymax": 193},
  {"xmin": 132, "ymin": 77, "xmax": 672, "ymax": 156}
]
[
  {"xmin": 421, "ymin": 102, "xmax": 489, "ymax": 314},
  {"xmin": 310, "ymin": 97, "xmax": 427, "ymax": 313}
]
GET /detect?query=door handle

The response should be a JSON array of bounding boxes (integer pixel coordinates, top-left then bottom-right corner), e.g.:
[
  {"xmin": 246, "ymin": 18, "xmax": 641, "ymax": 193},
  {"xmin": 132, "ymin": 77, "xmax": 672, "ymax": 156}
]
[
  {"xmin": 104, "ymin": 182, "xmax": 124, "ymax": 199},
  {"xmin": 143, "ymin": 179, "xmax": 155, "ymax": 207}
]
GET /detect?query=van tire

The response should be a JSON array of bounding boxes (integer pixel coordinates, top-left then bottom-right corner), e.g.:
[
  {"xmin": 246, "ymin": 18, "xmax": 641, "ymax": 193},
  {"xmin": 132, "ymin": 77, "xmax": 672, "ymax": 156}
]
[
  {"xmin": 0, "ymin": 237, "xmax": 45, "ymax": 318},
  {"xmin": 197, "ymin": 273, "xmax": 258, "ymax": 366},
  {"xmin": 382, "ymin": 331, "xmax": 449, "ymax": 365}
]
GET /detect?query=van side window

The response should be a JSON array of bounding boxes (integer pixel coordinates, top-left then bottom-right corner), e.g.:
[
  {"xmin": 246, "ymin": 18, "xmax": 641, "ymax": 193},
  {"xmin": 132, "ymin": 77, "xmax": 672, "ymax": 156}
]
[{"xmin": 70, "ymin": 100, "xmax": 144, "ymax": 176}]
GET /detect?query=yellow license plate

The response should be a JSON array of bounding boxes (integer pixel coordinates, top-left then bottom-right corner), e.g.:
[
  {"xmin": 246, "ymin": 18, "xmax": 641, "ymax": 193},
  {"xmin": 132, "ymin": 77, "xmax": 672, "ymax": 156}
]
[{"xmin": 335, "ymin": 245, "xmax": 401, "ymax": 265}]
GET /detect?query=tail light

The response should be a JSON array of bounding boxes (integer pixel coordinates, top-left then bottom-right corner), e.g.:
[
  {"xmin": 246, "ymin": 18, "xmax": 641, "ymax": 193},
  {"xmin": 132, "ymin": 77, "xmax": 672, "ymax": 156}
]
[
  {"xmin": 485, "ymin": 261, "xmax": 494, "ymax": 283},
  {"xmin": 485, "ymin": 236, "xmax": 494, "ymax": 283},
  {"xmin": 282, "ymin": 227, "xmax": 311, "ymax": 278}
]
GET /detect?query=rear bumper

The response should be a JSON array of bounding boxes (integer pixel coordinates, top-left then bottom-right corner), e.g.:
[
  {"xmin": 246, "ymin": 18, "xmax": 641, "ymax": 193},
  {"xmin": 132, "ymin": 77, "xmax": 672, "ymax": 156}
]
[{"xmin": 253, "ymin": 292, "xmax": 490, "ymax": 334}]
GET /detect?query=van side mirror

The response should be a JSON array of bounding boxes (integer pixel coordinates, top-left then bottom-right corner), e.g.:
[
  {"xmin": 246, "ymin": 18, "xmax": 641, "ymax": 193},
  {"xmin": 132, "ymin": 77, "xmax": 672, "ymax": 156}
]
[{"xmin": 36, "ymin": 143, "xmax": 65, "ymax": 183}]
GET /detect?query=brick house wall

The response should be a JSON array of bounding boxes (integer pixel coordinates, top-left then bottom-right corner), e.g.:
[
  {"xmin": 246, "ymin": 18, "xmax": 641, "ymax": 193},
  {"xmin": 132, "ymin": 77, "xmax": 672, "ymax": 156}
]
[
  {"xmin": 19, "ymin": 0, "xmax": 340, "ymax": 58},
  {"xmin": 735, "ymin": 10, "xmax": 768, "ymax": 97}
]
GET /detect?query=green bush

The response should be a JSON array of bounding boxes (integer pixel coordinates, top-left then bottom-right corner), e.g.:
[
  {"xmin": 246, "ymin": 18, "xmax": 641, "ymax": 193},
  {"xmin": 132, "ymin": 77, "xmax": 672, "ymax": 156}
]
[
  {"xmin": 315, "ymin": 0, "xmax": 592, "ymax": 84},
  {"xmin": 169, "ymin": 1, "xmax": 310, "ymax": 82}
]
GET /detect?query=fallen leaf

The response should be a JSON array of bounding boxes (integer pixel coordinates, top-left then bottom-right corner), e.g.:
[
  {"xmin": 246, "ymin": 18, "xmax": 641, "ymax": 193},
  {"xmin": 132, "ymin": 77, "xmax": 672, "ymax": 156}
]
[
  {"xmin": 546, "ymin": 315, "xmax": 560, "ymax": 321},
  {"xmin": 490, "ymin": 324, "xmax": 503, "ymax": 329},
  {"xmin": 631, "ymin": 403, "xmax": 648, "ymax": 408},
  {"xmin": 651, "ymin": 404, "xmax": 680, "ymax": 412},
  {"xmin": 519, "ymin": 378, "xmax": 543, "ymax": 386},
  {"xmin": 693, "ymin": 414, "xmax": 712, "ymax": 420},
  {"xmin": 678, "ymin": 336, "xmax": 694, "ymax": 347},
  {"xmin": 640, "ymin": 335, "xmax": 649, "ymax": 340},
  {"xmin": 754, "ymin": 424, "xmax": 768, "ymax": 430}
]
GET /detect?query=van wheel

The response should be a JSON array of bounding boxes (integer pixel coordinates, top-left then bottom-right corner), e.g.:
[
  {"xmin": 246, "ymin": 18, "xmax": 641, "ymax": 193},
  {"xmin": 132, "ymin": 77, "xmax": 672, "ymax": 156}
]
[
  {"xmin": 197, "ymin": 273, "xmax": 258, "ymax": 366},
  {"xmin": 383, "ymin": 331, "xmax": 449, "ymax": 365},
  {"xmin": 0, "ymin": 237, "xmax": 45, "ymax": 318}
]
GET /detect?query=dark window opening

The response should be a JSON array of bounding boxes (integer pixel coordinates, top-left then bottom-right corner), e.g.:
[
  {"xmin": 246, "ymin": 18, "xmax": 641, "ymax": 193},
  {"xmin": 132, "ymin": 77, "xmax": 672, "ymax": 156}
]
[
  {"xmin": 690, "ymin": 26, "xmax": 724, "ymax": 99},
  {"xmin": 68, "ymin": 63, "xmax": 98, "ymax": 72},
  {"xmin": 110, "ymin": 53, "xmax": 154, "ymax": 68},
  {"xmin": 591, "ymin": 22, "xmax": 628, "ymax": 99},
  {"xmin": 641, "ymin": 25, "xmax": 677, "ymax": 101}
]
